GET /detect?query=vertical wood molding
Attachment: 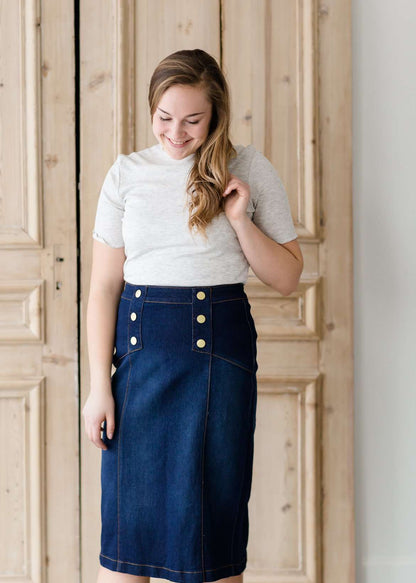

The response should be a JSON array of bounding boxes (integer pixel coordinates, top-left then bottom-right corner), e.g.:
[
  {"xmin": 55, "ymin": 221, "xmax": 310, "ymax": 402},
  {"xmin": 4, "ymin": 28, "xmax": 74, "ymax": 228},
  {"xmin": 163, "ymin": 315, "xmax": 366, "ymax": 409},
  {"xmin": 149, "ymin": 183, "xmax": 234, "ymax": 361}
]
[
  {"xmin": 40, "ymin": 0, "xmax": 79, "ymax": 580},
  {"xmin": 318, "ymin": 0, "xmax": 355, "ymax": 581},
  {"xmin": 115, "ymin": 0, "xmax": 136, "ymax": 154},
  {"xmin": 25, "ymin": 0, "xmax": 43, "ymax": 247}
]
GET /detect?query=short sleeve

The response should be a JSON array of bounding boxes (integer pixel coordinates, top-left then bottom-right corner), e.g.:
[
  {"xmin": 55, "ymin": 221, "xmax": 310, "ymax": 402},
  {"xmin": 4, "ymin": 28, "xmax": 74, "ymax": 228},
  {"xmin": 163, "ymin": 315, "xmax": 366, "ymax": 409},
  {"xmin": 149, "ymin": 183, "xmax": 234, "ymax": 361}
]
[
  {"xmin": 248, "ymin": 149, "xmax": 298, "ymax": 244},
  {"xmin": 92, "ymin": 154, "xmax": 125, "ymax": 248}
]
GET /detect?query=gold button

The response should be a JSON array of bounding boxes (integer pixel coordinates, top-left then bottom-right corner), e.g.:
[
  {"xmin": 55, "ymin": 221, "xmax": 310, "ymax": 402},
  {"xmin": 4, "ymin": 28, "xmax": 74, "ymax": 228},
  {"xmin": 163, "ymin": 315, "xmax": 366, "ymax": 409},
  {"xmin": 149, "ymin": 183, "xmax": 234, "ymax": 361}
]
[
  {"xmin": 135, "ymin": 289, "xmax": 142, "ymax": 298},
  {"xmin": 130, "ymin": 336, "xmax": 137, "ymax": 345},
  {"xmin": 196, "ymin": 314, "xmax": 206, "ymax": 323},
  {"xmin": 196, "ymin": 338, "xmax": 206, "ymax": 348},
  {"xmin": 130, "ymin": 312, "xmax": 137, "ymax": 321},
  {"xmin": 196, "ymin": 291, "xmax": 206, "ymax": 300},
  {"xmin": 113, "ymin": 346, "xmax": 117, "ymax": 355}
]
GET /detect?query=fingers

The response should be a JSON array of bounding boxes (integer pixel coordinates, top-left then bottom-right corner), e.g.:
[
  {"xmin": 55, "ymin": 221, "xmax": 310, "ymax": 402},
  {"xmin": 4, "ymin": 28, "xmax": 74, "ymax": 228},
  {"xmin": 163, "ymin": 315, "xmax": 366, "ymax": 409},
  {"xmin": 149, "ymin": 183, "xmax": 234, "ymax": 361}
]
[
  {"xmin": 85, "ymin": 413, "xmax": 115, "ymax": 449},
  {"xmin": 223, "ymin": 175, "xmax": 249, "ymax": 196},
  {"xmin": 106, "ymin": 412, "xmax": 115, "ymax": 440},
  {"xmin": 223, "ymin": 180, "xmax": 238, "ymax": 194},
  {"xmin": 82, "ymin": 394, "xmax": 116, "ymax": 451},
  {"xmin": 92, "ymin": 422, "xmax": 108, "ymax": 450}
]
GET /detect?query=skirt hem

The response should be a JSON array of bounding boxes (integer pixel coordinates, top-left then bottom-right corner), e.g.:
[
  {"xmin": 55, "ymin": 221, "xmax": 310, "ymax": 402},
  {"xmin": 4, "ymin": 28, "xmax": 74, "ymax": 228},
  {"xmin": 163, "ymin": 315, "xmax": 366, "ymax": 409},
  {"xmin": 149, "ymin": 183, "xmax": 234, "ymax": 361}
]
[{"xmin": 99, "ymin": 553, "xmax": 247, "ymax": 583}]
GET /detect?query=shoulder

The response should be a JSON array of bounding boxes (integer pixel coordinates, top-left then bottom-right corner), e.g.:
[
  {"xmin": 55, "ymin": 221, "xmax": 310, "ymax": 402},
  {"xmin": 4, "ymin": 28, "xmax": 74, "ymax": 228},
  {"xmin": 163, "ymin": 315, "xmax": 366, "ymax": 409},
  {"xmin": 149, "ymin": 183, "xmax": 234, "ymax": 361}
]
[
  {"xmin": 246, "ymin": 148, "xmax": 284, "ymax": 189},
  {"xmin": 236, "ymin": 147, "xmax": 288, "ymax": 205},
  {"xmin": 229, "ymin": 143, "xmax": 257, "ymax": 167},
  {"xmin": 117, "ymin": 143, "xmax": 161, "ymax": 169},
  {"xmin": 228, "ymin": 144, "xmax": 258, "ymax": 184},
  {"xmin": 229, "ymin": 144, "xmax": 276, "ymax": 177},
  {"xmin": 113, "ymin": 145, "xmax": 165, "ymax": 192}
]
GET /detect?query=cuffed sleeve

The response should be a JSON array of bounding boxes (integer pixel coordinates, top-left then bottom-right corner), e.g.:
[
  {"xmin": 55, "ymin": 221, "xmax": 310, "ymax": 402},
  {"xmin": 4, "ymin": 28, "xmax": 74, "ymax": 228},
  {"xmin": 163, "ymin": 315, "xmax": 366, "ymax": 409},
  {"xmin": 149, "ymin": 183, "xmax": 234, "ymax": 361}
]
[{"xmin": 248, "ymin": 149, "xmax": 298, "ymax": 244}]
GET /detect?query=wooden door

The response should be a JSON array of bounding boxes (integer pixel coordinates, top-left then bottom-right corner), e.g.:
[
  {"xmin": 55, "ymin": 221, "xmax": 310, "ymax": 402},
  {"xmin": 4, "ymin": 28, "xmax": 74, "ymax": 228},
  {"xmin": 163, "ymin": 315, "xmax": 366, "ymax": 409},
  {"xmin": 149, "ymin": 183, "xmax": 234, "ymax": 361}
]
[
  {"xmin": 0, "ymin": 0, "xmax": 79, "ymax": 581},
  {"xmin": 80, "ymin": 1, "xmax": 354, "ymax": 582}
]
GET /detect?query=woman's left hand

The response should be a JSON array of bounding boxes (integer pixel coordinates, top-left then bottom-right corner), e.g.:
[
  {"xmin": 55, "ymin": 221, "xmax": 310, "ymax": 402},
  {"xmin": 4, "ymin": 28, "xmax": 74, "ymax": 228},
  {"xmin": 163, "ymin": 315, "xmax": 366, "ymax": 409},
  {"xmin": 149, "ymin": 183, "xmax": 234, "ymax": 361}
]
[{"xmin": 222, "ymin": 173, "xmax": 251, "ymax": 224}]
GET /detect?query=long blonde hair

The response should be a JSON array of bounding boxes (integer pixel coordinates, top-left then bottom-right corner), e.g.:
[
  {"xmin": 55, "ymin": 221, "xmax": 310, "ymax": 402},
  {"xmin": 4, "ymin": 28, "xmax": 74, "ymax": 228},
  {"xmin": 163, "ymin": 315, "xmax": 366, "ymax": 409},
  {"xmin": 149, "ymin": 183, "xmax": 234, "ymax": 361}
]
[{"xmin": 148, "ymin": 49, "xmax": 237, "ymax": 240}]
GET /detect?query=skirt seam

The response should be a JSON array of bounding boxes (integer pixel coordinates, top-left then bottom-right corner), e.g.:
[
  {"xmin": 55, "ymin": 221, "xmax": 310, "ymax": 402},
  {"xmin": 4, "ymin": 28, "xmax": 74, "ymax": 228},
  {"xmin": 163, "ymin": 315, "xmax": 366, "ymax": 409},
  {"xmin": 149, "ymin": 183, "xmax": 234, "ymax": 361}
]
[
  {"xmin": 242, "ymin": 299, "xmax": 256, "ymax": 372},
  {"xmin": 117, "ymin": 353, "xmax": 133, "ymax": 564},
  {"xmin": 140, "ymin": 297, "xmax": 246, "ymax": 305},
  {"xmin": 229, "ymin": 444, "xmax": 247, "ymax": 564},
  {"xmin": 230, "ymin": 371, "xmax": 256, "ymax": 563},
  {"xmin": 200, "ymin": 292, "xmax": 213, "ymax": 579},
  {"xmin": 211, "ymin": 352, "xmax": 254, "ymax": 374}
]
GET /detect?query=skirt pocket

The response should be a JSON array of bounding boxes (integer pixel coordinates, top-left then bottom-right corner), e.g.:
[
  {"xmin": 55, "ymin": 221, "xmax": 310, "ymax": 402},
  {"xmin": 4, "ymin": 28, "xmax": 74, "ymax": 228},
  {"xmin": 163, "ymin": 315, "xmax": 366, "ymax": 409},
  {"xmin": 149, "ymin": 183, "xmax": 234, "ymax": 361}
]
[
  {"xmin": 212, "ymin": 298, "xmax": 257, "ymax": 373},
  {"xmin": 112, "ymin": 295, "xmax": 131, "ymax": 367}
]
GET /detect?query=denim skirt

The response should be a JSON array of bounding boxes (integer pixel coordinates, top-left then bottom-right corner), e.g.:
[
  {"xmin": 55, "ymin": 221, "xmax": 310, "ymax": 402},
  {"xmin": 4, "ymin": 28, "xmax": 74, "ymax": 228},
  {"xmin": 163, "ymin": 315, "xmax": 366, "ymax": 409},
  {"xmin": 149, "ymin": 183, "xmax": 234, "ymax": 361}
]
[{"xmin": 99, "ymin": 282, "xmax": 258, "ymax": 583}]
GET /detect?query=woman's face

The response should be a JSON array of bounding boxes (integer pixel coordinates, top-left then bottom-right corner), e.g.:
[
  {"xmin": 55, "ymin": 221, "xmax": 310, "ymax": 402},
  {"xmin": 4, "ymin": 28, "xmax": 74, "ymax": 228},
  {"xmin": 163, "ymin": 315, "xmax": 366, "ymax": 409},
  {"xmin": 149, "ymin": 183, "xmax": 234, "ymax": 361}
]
[{"xmin": 152, "ymin": 84, "xmax": 213, "ymax": 160}]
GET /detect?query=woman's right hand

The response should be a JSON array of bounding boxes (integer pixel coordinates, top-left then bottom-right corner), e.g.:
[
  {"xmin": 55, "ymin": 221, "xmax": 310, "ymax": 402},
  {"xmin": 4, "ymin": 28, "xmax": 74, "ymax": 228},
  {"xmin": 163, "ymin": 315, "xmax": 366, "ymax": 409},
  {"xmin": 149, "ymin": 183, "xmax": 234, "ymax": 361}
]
[{"xmin": 82, "ymin": 382, "xmax": 115, "ymax": 450}]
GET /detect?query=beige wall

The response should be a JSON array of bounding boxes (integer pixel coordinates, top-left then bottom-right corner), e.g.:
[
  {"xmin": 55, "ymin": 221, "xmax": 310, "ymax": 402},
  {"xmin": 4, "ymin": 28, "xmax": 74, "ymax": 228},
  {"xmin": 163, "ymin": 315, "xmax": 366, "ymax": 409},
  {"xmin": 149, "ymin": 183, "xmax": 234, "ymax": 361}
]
[{"xmin": 352, "ymin": 1, "xmax": 416, "ymax": 581}]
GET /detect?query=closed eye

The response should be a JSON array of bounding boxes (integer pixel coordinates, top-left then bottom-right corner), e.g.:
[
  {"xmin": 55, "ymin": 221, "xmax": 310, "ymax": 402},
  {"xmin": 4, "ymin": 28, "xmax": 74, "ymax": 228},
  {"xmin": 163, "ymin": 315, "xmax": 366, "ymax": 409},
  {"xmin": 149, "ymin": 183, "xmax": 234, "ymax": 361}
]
[{"xmin": 158, "ymin": 116, "xmax": 200, "ymax": 125}]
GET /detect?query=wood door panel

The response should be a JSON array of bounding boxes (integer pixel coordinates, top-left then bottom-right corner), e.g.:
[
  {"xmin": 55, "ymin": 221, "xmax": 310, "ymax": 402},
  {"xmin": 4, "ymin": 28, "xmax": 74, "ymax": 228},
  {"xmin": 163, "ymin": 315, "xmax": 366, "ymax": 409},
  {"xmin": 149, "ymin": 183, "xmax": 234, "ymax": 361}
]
[
  {"xmin": 0, "ymin": 0, "xmax": 79, "ymax": 581},
  {"xmin": 246, "ymin": 279, "xmax": 321, "ymax": 339},
  {"xmin": 0, "ymin": 280, "xmax": 45, "ymax": 342},
  {"xmin": 223, "ymin": 0, "xmax": 319, "ymax": 241},
  {"xmin": 250, "ymin": 378, "xmax": 320, "ymax": 580},
  {"xmin": 0, "ymin": 0, "xmax": 43, "ymax": 248}
]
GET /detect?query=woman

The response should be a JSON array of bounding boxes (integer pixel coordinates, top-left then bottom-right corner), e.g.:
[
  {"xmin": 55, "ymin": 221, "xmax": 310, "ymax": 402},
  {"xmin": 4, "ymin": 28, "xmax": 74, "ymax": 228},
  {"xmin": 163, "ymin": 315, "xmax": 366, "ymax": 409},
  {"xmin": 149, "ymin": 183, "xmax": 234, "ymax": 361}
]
[{"xmin": 83, "ymin": 48, "xmax": 303, "ymax": 583}]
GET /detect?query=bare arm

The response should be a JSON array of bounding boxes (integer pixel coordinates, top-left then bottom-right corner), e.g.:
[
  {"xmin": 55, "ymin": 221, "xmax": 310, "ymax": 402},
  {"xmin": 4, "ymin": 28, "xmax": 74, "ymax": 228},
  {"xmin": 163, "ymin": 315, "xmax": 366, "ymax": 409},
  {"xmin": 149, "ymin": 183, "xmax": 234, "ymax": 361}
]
[
  {"xmin": 222, "ymin": 173, "xmax": 304, "ymax": 296},
  {"xmin": 86, "ymin": 240, "xmax": 126, "ymax": 384},
  {"xmin": 83, "ymin": 239, "xmax": 126, "ymax": 449},
  {"xmin": 229, "ymin": 214, "xmax": 304, "ymax": 295}
]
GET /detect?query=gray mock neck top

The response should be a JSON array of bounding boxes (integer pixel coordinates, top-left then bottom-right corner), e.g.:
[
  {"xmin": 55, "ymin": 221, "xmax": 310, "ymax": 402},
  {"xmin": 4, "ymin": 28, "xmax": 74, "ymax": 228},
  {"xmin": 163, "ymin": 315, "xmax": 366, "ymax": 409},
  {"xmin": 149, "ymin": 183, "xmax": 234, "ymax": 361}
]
[{"xmin": 92, "ymin": 142, "xmax": 297, "ymax": 286}]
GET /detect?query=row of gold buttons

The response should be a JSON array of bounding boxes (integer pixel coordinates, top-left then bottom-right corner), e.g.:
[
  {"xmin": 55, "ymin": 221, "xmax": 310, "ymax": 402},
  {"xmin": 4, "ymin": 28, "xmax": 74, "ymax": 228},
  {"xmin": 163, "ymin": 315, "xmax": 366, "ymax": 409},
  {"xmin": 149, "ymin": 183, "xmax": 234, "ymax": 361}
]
[
  {"xmin": 115, "ymin": 288, "xmax": 208, "ymax": 355},
  {"xmin": 196, "ymin": 291, "xmax": 206, "ymax": 348},
  {"xmin": 130, "ymin": 289, "xmax": 143, "ymax": 345},
  {"xmin": 113, "ymin": 288, "xmax": 143, "ymax": 355}
]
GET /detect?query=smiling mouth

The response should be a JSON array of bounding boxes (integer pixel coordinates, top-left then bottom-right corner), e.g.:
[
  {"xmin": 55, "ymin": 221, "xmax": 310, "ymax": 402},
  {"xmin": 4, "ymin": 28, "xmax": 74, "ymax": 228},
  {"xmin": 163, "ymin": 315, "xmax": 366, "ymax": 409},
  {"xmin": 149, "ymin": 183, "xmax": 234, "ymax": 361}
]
[{"xmin": 166, "ymin": 136, "xmax": 192, "ymax": 145}]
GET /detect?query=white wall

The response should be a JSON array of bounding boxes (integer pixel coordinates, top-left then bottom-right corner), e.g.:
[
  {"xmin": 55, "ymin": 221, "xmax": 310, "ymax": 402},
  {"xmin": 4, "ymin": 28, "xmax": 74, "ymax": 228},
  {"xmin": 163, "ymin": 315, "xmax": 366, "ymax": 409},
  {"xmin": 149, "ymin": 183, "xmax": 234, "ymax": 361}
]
[{"xmin": 352, "ymin": 1, "xmax": 416, "ymax": 581}]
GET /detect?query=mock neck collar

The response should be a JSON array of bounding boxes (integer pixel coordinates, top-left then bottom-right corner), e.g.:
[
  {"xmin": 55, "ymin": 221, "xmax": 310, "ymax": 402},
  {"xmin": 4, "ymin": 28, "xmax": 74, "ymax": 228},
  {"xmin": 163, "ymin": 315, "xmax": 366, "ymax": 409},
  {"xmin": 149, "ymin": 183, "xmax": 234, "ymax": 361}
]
[{"xmin": 156, "ymin": 142, "xmax": 196, "ymax": 164}]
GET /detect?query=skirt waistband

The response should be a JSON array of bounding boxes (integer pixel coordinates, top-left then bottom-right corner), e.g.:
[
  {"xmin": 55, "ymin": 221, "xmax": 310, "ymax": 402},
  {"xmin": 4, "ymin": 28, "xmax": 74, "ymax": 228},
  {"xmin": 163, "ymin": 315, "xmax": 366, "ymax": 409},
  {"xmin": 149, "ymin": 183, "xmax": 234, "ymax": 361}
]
[{"xmin": 122, "ymin": 282, "xmax": 247, "ymax": 303}]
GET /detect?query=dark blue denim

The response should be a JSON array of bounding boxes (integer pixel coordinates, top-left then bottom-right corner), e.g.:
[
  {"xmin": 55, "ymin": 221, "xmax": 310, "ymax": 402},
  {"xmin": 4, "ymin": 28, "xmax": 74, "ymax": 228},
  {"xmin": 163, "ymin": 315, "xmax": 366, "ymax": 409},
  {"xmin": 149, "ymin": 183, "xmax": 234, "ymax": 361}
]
[{"xmin": 100, "ymin": 282, "xmax": 258, "ymax": 583}]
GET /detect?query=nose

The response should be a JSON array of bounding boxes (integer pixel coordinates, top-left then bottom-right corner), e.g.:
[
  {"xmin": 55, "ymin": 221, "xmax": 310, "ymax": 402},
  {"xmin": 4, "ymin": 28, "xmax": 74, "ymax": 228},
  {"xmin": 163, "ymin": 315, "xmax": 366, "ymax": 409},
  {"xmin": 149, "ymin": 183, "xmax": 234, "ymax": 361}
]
[{"xmin": 170, "ymin": 121, "xmax": 188, "ymax": 138}]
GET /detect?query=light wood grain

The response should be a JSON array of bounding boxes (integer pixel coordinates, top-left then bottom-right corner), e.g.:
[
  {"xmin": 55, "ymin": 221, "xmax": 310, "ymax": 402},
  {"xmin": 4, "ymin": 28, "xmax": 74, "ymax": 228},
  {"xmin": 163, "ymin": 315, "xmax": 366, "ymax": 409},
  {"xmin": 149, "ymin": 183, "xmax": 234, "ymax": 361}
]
[{"xmin": 0, "ymin": 0, "xmax": 79, "ymax": 581}]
